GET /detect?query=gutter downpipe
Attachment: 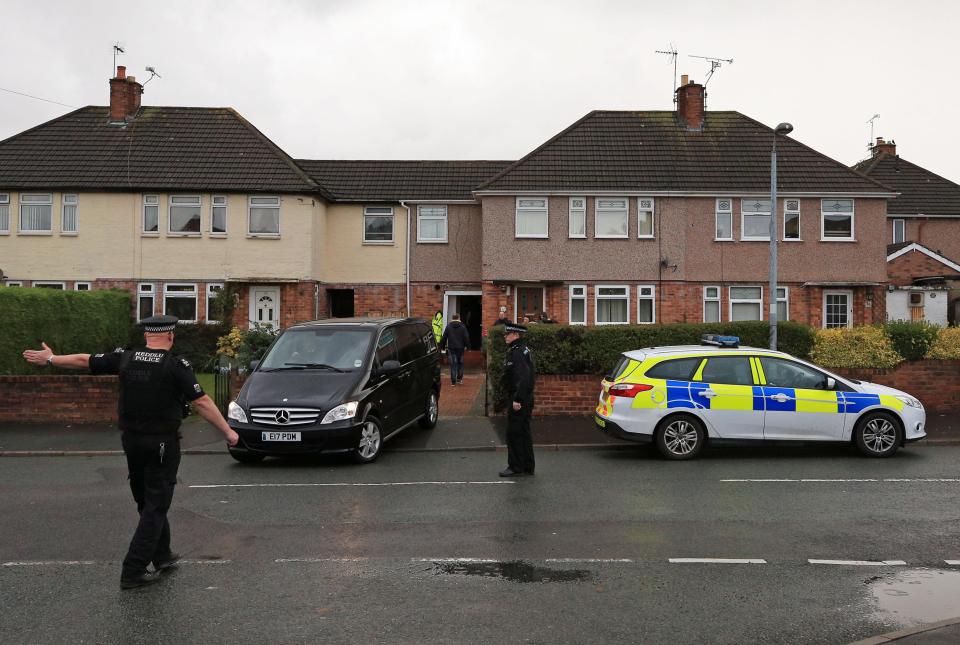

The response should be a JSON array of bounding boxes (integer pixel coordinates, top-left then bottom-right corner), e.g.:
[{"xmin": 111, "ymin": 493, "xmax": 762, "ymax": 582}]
[{"xmin": 401, "ymin": 200, "xmax": 411, "ymax": 317}]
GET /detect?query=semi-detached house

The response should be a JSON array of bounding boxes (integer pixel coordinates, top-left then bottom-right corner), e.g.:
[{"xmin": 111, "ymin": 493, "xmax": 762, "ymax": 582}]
[{"xmin": 0, "ymin": 68, "xmax": 898, "ymax": 336}]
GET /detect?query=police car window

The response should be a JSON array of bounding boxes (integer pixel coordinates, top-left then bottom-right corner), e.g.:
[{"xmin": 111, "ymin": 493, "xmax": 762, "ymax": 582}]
[
  {"xmin": 645, "ymin": 357, "xmax": 701, "ymax": 381},
  {"xmin": 699, "ymin": 356, "xmax": 753, "ymax": 385},
  {"xmin": 375, "ymin": 328, "xmax": 399, "ymax": 366},
  {"xmin": 759, "ymin": 357, "xmax": 829, "ymax": 390}
]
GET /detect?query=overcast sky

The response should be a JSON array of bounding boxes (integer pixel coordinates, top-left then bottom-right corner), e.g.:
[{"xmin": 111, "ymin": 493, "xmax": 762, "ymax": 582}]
[{"xmin": 2, "ymin": 0, "xmax": 958, "ymax": 180}]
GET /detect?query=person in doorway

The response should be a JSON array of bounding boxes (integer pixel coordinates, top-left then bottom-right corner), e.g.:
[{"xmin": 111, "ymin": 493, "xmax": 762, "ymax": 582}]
[
  {"xmin": 22, "ymin": 315, "xmax": 239, "ymax": 590},
  {"xmin": 431, "ymin": 310, "xmax": 444, "ymax": 346},
  {"xmin": 439, "ymin": 312, "xmax": 471, "ymax": 385},
  {"xmin": 499, "ymin": 322, "xmax": 536, "ymax": 477},
  {"xmin": 493, "ymin": 306, "xmax": 511, "ymax": 327}
]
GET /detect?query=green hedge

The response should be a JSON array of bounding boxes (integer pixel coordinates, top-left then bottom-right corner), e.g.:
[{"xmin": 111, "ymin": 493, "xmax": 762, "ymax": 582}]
[
  {"xmin": 486, "ymin": 321, "xmax": 816, "ymax": 410},
  {"xmin": 882, "ymin": 321, "xmax": 941, "ymax": 361},
  {"xmin": 0, "ymin": 288, "xmax": 132, "ymax": 375}
]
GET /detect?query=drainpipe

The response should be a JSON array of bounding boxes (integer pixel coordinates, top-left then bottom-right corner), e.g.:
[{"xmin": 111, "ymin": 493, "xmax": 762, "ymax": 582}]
[{"xmin": 401, "ymin": 200, "xmax": 411, "ymax": 317}]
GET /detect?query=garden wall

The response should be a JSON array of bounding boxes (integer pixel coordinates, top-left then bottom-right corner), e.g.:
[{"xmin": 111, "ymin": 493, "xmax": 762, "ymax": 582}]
[{"xmin": 0, "ymin": 376, "xmax": 119, "ymax": 423}]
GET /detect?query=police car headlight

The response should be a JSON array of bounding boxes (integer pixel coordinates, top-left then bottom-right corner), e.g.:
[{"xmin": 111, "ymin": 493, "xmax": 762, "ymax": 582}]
[
  {"xmin": 227, "ymin": 401, "xmax": 248, "ymax": 424},
  {"xmin": 895, "ymin": 395, "xmax": 923, "ymax": 409},
  {"xmin": 321, "ymin": 401, "xmax": 359, "ymax": 424}
]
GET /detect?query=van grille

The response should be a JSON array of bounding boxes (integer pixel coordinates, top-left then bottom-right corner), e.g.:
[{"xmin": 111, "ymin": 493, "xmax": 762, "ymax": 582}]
[{"xmin": 250, "ymin": 407, "xmax": 322, "ymax": 427}]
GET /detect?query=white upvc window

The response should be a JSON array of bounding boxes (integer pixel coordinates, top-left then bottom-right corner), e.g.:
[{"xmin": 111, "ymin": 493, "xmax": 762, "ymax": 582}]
[
  {"xmin": 637, "ymin": 198, "xmax": 655, "ymax": 238},
  {"xmin": 821, "ymin": 199, "xmax": 855, "ymax": 241},
  {"xmin": 595, "ymin": 198, "xmax": 629, "ymax": 238},
  {"xmin": 61, "ymin": 194, "xmax": 78, "ymax": 234},
  {"xmin": 741, "ymin": 198, "xmax": 771, "ymax": 241},
  {"xmin": 729, "ymin": 285, "xmax": 763, "ymax": 321},
  {"xmin": 777, "ymin": 287, "xmax": 789, "ymax": 321},
  {"xmin": 595, "ymin": 285, "xmax": 629, "ymax": 325},
  {"xmin": 892, "ymin": 218, "xmax": 905, "ymax": 244},
  {"xmin": 704, "ymin": 285, "xmax": 721, "ymax": 322},
  {"xmin": 417, "ymin": 205, "xmax": 448, "ymax": 243},
  {"xmin": 715, "ymin": 198, "xmax": 733, "ymax": 240},
  {"xmin": 0, "ymin": 193, "xmax": 9, "ymax": 234},
  {"xmin": 5, "ymin": 281, "xmax": 23, "ymax": 287},
  {"xmin": 569, "ymin": 197, "xmax": 586, "ymax": 238},
  {"xmin": 33, "ymin": 281, "xmax": 65, "ymax": 289},
  {"xmin": 74, "ymin": 282, "xmax": 91, "ymax": 291},
  {"xmin": 569, "ymin": 284, "xmax": 587, "ymax": 325},
  {"xmin": 249, "ymin": 196, "xmax": 281, "ymax": 236},
  {"xmin": 211, "ymin": 196, "xmax": 227, "ymax": 235},
  {"xmin": 19, "ymin": 193, "xmax": 52, "ymax": 233},
  {"xmin": 163, "ymin": 283, "xmax": 198, "ymax": 323},
  {"xmin": 516, "ymin": 197, "xmax": 549, "ymax": 238},
  {"xmin": 169, "ymin": 195, "xmax": 202, "ymax": 234},
  {"xmin": 206, "ymin": 283, "xmax": 224, "ymax": 324},
  {"xmin": 363, "ymin": 205, "xmax": 394, "ymax": 244},
  {"xmin": 637, "ymin": 285, "xmax": 655, "ymax": 323},
  {"xmin": 137, "ymin": 283, "xmax": 155, "ymax": 322},
  {"xmin": 143, "ymin": 195, "xmax": 159, "ymax": 234},
  {"xmin": 783, "ymin": 199, "xmax": 800, "ymax": 240}
]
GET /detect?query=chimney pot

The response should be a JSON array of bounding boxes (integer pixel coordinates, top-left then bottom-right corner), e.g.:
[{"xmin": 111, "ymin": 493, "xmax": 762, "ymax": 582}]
[
  {"xmin": 116, "ymin": 65, "xmax": 126, "ymax": 79},
  {"xmin": 681, "ymin": 74, "xmax": 689, "ymax": 86},
  {"xmin": 675, "ymin": 76, "xmax": 705, "ymax": 130},
  {"xmin": 109, "ymin": 68, "xmax": 143, "ymax": 123},
  {"xmin": 871, "ymin": 137, "xmax": 896, "ymax": 158}
]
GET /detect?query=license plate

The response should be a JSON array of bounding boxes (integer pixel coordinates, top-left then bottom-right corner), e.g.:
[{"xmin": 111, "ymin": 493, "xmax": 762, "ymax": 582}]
[
  {"xmin": 594, "ymin": 416, "xmax": 606, "ymax": 428},
  {"xmin": 262, "ymin": 431, "xmax": 301, "ymax": 442}
]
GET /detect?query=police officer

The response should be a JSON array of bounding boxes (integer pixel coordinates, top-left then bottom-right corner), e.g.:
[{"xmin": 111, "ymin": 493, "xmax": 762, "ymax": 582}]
[
  {"xmin": 499, "ymin": 322, "xmax": 536, "ymax": 477},
  {"xmin": 431, "ymin": 310, "xmax": 444, "ymax": 345},
  {"xmin": 22, "ymin": 315, "xmax": 239, "ymax": 590}
]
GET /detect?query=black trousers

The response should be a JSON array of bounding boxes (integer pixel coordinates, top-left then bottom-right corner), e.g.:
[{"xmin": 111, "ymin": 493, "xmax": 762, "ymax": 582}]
[
  {"xmin": 120, "ymin": 432, "xmax": 181, "ymax": 577},
  {"xmin": 506, "ymin": 399, "xmax": 535, "ymax": 473}
]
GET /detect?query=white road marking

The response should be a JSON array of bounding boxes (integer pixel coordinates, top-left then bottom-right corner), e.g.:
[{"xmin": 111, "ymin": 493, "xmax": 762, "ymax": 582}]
[
  {"xmin": 945, "ymin": 560, "xmax": 960, "ymax": 565},
  {"xmin": 190, "ymin": 481, "xmax": 516, "ymax": 489},
  {"xmin": 179, "ymin": 559, "xmax": 232, "ymax": 565},
  {"xmin": 413, "ymin": 558, "xmax": 499, "ymax": 563},
  {"xmin": 275, "ymin": 557, "xmax": 368, "ymax": 563},
  {"xmin": 808, "ymin": 559, "xmax": 907, "ymax": 566},
  {"xmin": 668, "ymin": 558, "xmax": 767, "ymax": 564},
  {"xmin": 544, "ymin": 558, "xmax": 634, "ymax": 563},
  {"xmin": 2, "ymin": 560, "xmax": 95, "ymax": 567},
  {"xmin": 722, "ymin": 478, "xmax": 960, "ymax": 483}
]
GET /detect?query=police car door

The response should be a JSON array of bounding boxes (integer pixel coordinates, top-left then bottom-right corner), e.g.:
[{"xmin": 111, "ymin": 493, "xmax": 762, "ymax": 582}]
[
  {"xmin": 756, "ymin": 356, "xmax": 845, "ymax": 441},
  {"xmin": 693, "ymin": 355, "xmax": 764, "ymax": 439}
]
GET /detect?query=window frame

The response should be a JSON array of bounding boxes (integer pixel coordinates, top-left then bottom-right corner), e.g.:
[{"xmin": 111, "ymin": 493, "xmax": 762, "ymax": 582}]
[
  {"xmin": 777, "ymin": 286, "xmax": 789, "ymax": 322},
  {"xmin": 637, "ymin": 197, "xmax": 655, "ymax": 239},
  {"xmin": 909, "ymin": 291, "xmax": 924, "ymax": 307},
  {"xmin": 363, "ymin": 205, "xmax": 395, "ymax": 244},
  {"xmin": 892, "ymin": 218, "xmax": 905, "ymax": 244},
  {"xmin": 820, "ymin": 199, "xmax": 855, "ymax": 242},
  {"xmin": 594, "ymin": 197, "xmax": 629, "ymax": 239},
  {"xmin": 703, "ymin": 285, "xmax": 721, "ymax": 323},
  {"xmin": 0, "ymin": 193, "xmax": 9, "ymax": 234},
  {"xmin": 729, "ymin": 285, "xmax": 764, "ymax": 321},
  {"xmin": 5, "ymin": 281, "xmax": 23, "ymax": 287},
  {"xmin": 74, "ymin": 282, "xmax": 91, "ymax": 291},
  {"xmin": 595, "ymin": 284, "xmax": 630, "ymax": 325},
  {"xmin": 715, "ymin": 198, "xmax": 733, "ymax": 241},
  {"xmin": 33, "ymin": 281, "xmax": 66, "ymax": 289},
  {"xmin": 568, "ymin": 197, "xmax": 586, "ymax": 239},
  {"xmin": 168, "ymin": 195, "xmax": 202, "ymax": 236},
  {"xmin": 142, "ymin": 194, "xmax": 160, "ymax": 235},
  {"xmin": 248, "ymin": 196, "xmax": 281, "ymax": 237},
  {"xmin": 515, "ymin": 197, "xmax": 549, "ymax": 239},
  {"xmin": 18, "ymin": 193, "xmax": 53, "ymax": 235},
  {"xmin": 205, "ymin": 283, "xmax": 224, "ymax": 324},
  {"xmin": 783, "ymin": 198, "xmax": 801, "ymax": 241},
  {"xmin": 696, "ymin": 355, "xmax": 756, "ymax": 386},
  {"xmin": 569, "ymin": 284, "xmax": 587, "ymax": 325},
  {"xmin": 211, "ymin": 195, "xmax": 227, "ymax": 236},
  {"xmin": 637, "ymin": 284, "xmax": 655, "ymax": 324},
  {"xmin": 740, "ymin": 197, "xmax": 772, "ymax": 242},
  {"xmin": 417, "ymin": 204, "xmax": 448, "ymax": 243},
  {"xmin": 162, "ymin": 282, "xmax": 198, "ymax": 323},
  {"xmin": 61, "ymin": 193, "xmax": 78, "ymax": 235}
]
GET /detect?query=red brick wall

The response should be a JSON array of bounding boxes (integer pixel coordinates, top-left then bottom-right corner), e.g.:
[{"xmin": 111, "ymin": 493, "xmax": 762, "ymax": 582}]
[
  {"xmin": 410, "ymin": 282, "xmax": 483, "ymax": 321},
  {"xmin": 0, "ymin": 376, "xmax": 119, "ymax": 423},
  {"xmin": 534, "ymin": 375, "xmax": 600, "ymax": 416},
  {"xmin": 888, "ymin": 249, "xmax": 960, "ymax": 286}
]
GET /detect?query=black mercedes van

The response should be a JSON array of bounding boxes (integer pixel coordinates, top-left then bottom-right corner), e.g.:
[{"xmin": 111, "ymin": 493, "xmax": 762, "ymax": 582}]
[{"xmin": 226, "ymin": 318, "xmax": 441, "ymax": 464}]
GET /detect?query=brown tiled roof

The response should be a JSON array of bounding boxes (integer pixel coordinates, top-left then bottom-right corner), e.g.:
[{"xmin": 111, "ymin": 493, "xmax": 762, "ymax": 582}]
[
  {"xmin": 0, "ymin": 106, "xmax": 321, "ymax": 194},
  {"xmin": 296, "ymin": 159, "xmax": 512, "ymax": 201},
  {"xmin": 477, "ymin": 111, "xmax": 893, "ymax": 194},
  {"xmin": 853, "ymin": 154, "xmax": 960, "ymax": 217}
]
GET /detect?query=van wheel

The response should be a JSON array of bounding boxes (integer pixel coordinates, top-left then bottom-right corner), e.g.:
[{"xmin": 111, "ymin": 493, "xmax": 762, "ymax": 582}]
[
  {"xmin": 229, "ymin": 449, "xmax": 265, "ymax": 464},
  {"xmin": 655, "ymin": 415, "xmax": 706, "ymax": 460},
  {"xmin": 419, "ymin": 391, "xmax": 439, "ymax": 429},
  {"xmin": 854, "ymin": 412, "xmax": 901, "ymax": 458},
  {"xmin": 354, "ymin": 415, "xmax": 383, "ymax": 464}
]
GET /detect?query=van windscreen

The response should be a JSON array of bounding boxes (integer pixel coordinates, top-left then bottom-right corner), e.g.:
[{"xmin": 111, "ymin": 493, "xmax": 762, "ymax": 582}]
[{"xmin": 259, "ymin": 328, "xmax": 374, "ymax": 371}]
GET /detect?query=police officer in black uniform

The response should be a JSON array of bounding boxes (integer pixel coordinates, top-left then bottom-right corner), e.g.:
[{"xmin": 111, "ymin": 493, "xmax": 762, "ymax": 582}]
[
  {"xmin": 499, "ymin": 322, "xmax": 536, "ymax": 477},
  {"xmin": 23, "ymin": 315, "xmax": 239, "ymax": 589}
]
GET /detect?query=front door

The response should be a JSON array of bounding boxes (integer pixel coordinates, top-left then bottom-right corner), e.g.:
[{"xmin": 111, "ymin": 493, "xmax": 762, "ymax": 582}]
[
  {"xmin": 251, "ymin": 287, "xmax": 281, "ymax": 329},
  {"xmin": 692, "ymin": 355, "xmax": 765, "ymax": 439},
  {"xmin": 516, "ymin": 287, "xmax": 543, "ymax": 322},
  {"xmin": 756, "ymin": 356, "xmax": 846, "ymax": 441},
  {"xmin": 823, "ymin": 290, "xmax": 853, "ymax": 328}
]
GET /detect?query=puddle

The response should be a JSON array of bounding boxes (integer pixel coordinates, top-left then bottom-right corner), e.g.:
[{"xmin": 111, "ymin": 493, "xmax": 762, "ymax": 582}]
[
  {"xmin": 870, "ymin": 568, "xmax": 960, "ymax": 624},
  {"xmin": 434, "ymin": 560, "xmax": 591, "ymax": 584}
]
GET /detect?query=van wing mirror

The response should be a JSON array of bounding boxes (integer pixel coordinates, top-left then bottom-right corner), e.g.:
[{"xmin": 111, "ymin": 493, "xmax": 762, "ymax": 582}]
[
  {"xmin": 378, "ymin": 360, "xmax": 402, "ymax": 376},
  {"xmin": 249, "ymin": 360, "xmax": 260, "ymax": 371}
]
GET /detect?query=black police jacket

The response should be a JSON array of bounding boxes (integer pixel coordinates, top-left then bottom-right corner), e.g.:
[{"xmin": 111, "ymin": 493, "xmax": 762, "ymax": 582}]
[{"xmin": 501, "ymin": 338, "xmax": 535, "ymax": 404}]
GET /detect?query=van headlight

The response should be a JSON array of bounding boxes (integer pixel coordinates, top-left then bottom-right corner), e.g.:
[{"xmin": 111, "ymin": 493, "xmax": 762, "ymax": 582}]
[
  {"xmin": 321, "ymin": 401, "xmax": 359, "ymax": 424},
  {"xmin": 227, "ymin": 401, "xmax": 248, "ymax": 424},
  {"xmin": 895, "ymin": 395, "xmax": 923, "ymax": 409}
]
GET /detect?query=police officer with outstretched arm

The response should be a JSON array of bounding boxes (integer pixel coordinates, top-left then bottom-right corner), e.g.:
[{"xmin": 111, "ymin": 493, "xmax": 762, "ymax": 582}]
[
  {"xmin": 499, "ymin": 322, "xmax": 536, "ymax": 477},
  {"xmin": 22, "ymin": 315, "xmax": 239, "ymax": 590}
]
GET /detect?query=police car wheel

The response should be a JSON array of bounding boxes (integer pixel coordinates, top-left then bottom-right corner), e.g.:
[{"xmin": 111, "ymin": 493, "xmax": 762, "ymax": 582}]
[
  {"xmin": 418, "ymin": 391, "xmax": 439, "ymax": 429},
  {"xmin": 354, "ymin": 415, "xmax": 383, "ymax": 463},
  {"xmin": 854, "ymin": 412, "xmax": 902, "ymax": 458},
  {"xmin": 655, "ymin": 415, "xmax": 705, "ymax": 460},
  {"xmin": 228, "ymin": 449, "xmax": 265, "ymax": 464}
]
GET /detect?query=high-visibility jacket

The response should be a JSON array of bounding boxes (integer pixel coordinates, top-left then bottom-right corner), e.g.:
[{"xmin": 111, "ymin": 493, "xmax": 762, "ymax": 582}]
[{"xmin": 432, "ymin": 314, "xmax": 443, "ymax": 344}]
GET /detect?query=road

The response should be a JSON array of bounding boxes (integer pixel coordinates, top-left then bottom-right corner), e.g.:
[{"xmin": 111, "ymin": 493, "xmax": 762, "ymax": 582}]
[{"xmin": 3, "ymin": 443, "xmax": 960, "ymax": 644}]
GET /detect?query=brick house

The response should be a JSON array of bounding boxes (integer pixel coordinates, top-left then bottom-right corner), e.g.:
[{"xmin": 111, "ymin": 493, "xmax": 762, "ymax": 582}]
[{"xmin": 473, "ymin": 79, "xmax": 896, "ymax": 334}]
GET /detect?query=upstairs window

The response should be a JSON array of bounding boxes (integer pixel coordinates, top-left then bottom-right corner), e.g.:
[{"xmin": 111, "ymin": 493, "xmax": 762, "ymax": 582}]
[
  {"xmin": 783, "ymin": 199, "xmax": 800, "ymax": 240},
  {"xmin": 19, "ymin": 193, "xmax": 52, "ymax": 233},
  {"xmin": 0, "ymin": 194, "xmax": 9, "ymax": 234},
  {"xmin": 169, "ymin": 195, "xmax": 201, "ymax": 234},
  {"xmin": 364, "ymin": 206, "xmax": 394, "ymax": 243},
  {"xmin": 249, "ymin": 196, "xmax": 281, "ymax": 236},
  {"xmin": 821, "ymin": 199, "xmax": 854, "ymax": 240},
  {"xmin": 569, "ymin": 197, "xmax": 586, "ymax": 238},
  {"xmin": 637, "ymin": 198, "xmax": 655, "ymax": 238},
  {"xmin": 892, "ymin": 218, "xmax": 905, "ymax": 244},
  {"xmin": 417, "ymin": 205, "xmax": 448, "ymax": 243},
  {"xmin": 516, "ymin": 197, "xmax": 548, "ymax": 238},
  {"xmin": 715, "ymin": 198, "xmax": 733, "ymax": 240},
  {"xmin": 211, "ymin": 196, "xmax": 227, "ymax": 234},
  {"xmin": 741, "ymin": 198, "xmax": 771, "ymax": 241},
  {"xmin": 62, "ymin": 194, "xmax": 78, "ymax": 234},
  {"xmin": 595, "ymin": 198, "xmax": 628, "ymax": 238},
  {"xmin": 143, "ymin": 195, "xmax": 159, "ymax": 233}
]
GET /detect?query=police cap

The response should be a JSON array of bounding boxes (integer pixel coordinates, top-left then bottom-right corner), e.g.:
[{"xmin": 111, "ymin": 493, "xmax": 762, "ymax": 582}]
[
  {"xmin": 504, "ymin": 322, "xmax": 527, "ymax": 334},
  {"xmin": 141, "ymin": 314, "xmax": 178, "ymax": 333}
]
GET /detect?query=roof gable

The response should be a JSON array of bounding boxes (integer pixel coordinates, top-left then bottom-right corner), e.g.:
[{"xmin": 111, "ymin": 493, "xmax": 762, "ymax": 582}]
[
  {"xmin": 853, "ymin": 155, "xmax": 960, "ymax": 217},
  {"xmin": 887, "ymin": 242, "xmax": 960, "ymax": 273}
]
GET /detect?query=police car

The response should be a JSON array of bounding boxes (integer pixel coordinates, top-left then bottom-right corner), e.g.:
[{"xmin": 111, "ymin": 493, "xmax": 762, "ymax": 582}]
[{"xmin": 594, "ymin": 335, "xmax": 926, "ymax": 459}]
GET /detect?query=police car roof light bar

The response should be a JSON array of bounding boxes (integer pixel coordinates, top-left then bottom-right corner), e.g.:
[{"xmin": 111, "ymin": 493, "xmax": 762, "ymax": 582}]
[{"xmin": 701, "ymin": 334, "xmax": 739, "ymax": 348}]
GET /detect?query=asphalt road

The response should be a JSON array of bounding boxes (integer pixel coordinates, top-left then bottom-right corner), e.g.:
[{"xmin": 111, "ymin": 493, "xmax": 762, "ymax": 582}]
[{"xmin": 3, "ymin": 445, "xmax": 960, "ymax": 644}]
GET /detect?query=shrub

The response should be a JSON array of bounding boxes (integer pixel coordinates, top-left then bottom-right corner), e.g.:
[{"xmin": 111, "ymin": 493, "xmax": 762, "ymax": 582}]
[
  {"xmin": 883, "ymin": 320, "xmax": 941, "ymax": 361},
  {"xmin": 809, "ymin": 327, "xmax": 903, "ymax": 369},
  {"xmin": 926, "ymin": 326, "xmax": 960, "ymax": 359},
  {"xmin": 216, "ymin": 325, "xmax": 279, "ymax": 371},
  {"xmin": 0, "ymin": 288, "xmax": 132, "ymax": 375}
]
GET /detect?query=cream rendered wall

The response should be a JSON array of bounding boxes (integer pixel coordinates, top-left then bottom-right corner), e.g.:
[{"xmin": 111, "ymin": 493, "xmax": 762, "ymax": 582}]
[{"xmin": 323, "ymin": 203, "xmax": 407, "ymax": 283}]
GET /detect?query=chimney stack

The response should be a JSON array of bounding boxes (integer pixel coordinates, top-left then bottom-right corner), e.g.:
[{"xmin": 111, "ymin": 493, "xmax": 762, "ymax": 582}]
[
  {"xmin": 109, "ymin": 65, "xmax": 143, "ymax": 123},
  {"xmin": 871, "ymin": 137, "xmax": 897, "ymax": 158},
  {"xmin": 675, "ymin": 75, "xmax": 705, "ymax": 130}
]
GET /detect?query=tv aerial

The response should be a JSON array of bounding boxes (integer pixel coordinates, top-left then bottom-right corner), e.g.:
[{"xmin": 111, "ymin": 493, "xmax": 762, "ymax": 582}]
[
  {"xmin": 112, "ymin": 42, "xmax": 125, "ymax": 73},
  {"xmin": 867, "ymin": 113, "xmax": 880, "ymax": 149},
  {"xmin": 655, "ymin": 44, "xmax": 679, "ymax": 102},
  {"xmin": 144, "ymin": 66, "xmax": 162, "ymax": 85},
  {"xmin": 689, "ymin": 54, "xmax": 733, "ymax": 85}
]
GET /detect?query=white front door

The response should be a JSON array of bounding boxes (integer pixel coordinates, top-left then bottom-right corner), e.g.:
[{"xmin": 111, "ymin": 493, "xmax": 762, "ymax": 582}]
[
  {"xmin": 250, "ymin": 287, "xmax": 281, "ymax": 329},
  {"xmin": 823, "ymin": 290, "xmax": 853, "ymax": 328}
]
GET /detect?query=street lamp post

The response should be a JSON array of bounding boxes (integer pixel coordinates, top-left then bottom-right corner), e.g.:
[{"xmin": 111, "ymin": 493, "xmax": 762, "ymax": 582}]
[{"xmin": 769, "ymin": 122, "xmax": 793, "ymax": 351}]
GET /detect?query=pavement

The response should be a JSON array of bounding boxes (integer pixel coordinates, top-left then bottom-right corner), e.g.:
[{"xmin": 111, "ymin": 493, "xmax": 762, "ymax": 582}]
[{"xmin": 850, "ymin": 617, "xmax": 960, "ymax": 644}]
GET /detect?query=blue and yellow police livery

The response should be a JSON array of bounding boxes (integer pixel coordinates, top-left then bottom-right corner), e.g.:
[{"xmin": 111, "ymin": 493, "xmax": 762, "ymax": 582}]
[{"xmin": 594, "ymin": 336, "xmax": 926, "ymax": 460}]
